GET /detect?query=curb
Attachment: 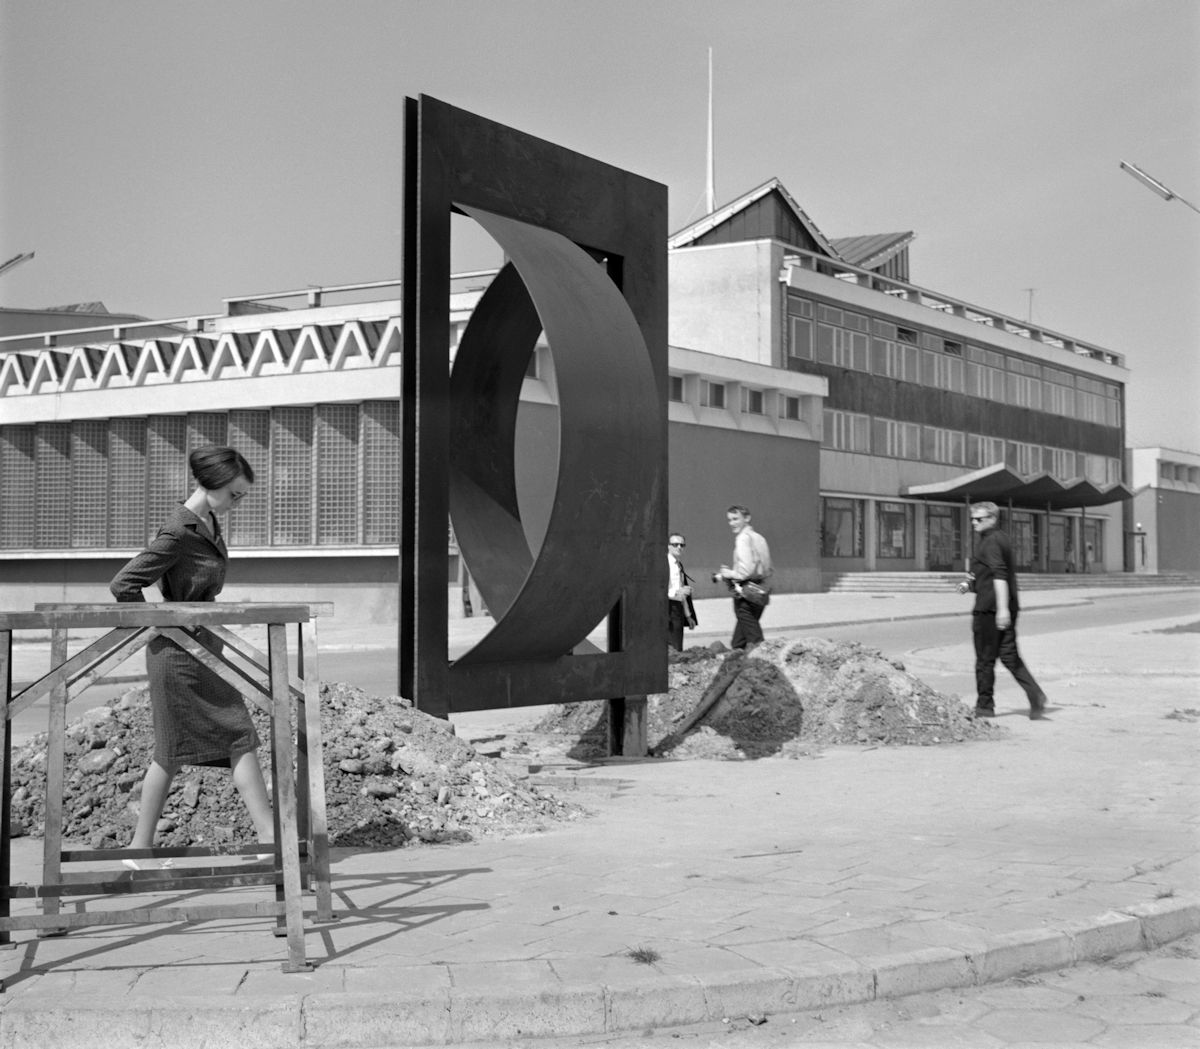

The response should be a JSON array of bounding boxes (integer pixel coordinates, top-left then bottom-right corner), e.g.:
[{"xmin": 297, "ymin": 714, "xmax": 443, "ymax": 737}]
[{"xmin": 3, "ymin": 897, "xmax": 1196, "ymax": 1048}]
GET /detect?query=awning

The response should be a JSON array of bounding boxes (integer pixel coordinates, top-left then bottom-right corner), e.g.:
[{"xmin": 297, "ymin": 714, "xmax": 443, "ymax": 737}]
[{"xmin": 903, "ymin": 462, "xmax": 1131, "ymax": 510}]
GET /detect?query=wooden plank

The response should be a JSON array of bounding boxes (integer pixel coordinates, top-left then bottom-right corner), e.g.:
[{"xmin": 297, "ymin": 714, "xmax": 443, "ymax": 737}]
[
  {"xmin": 7, "ymin": 869, "xmax": 282, "ymax": 896},
  {"xmin": 60, "ymin": 843, "xmax": 305, "ymax": 862},
  {"xmin": 41, "ymin": 630, "xmax": 68, "ymax": 925},
  {"xmin": 299, "ymin": 618, "xmax": 333, "ymax": 921},
  {"xmin": 6, "ymin": 627, "xmax": 151, "ymax": 720},
  {"xmin": 0, "ymin": 900, "xmax": 286, "ymax": 931},
  {"xmin": 206, "ymin": 625, "xmax": 305, "ymax": 702},
  {"xmin": 0, "ymin": 630, "xmax": 11, "ymax": 945},
  {"xmin": 268, "ymin": 622, "xmax": 309, "ymax": 969},
  {"xmin": 9, "ymin": 603, "xmax": 312, "ymax": 630}
]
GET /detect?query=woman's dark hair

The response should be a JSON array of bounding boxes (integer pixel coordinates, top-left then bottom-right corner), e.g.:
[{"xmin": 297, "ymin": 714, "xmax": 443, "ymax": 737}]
[{"xmin": 189, "ymin": 446, "xmax": 254, "ymax": 490}]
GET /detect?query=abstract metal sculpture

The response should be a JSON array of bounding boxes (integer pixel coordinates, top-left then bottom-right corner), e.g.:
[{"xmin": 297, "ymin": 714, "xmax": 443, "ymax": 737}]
[{"xmin": 400, "ymin": 96, "xmax": 668, "ymax": 718}]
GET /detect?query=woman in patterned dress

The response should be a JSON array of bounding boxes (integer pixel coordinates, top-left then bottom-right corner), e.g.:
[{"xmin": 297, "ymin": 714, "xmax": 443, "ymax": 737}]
[{"xmin": 110, "ymin": 446, "xmax": 273, "ymax": 862}]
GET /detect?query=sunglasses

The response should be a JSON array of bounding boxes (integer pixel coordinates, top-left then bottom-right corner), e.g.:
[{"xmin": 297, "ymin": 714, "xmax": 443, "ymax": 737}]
[{"xmin": 669, "ymin": 541, "xmax": 686, "ymax": 547}]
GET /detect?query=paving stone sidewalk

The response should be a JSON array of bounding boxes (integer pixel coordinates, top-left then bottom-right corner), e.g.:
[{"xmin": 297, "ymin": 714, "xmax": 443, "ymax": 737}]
[{"xmin": 0, "ymin": 587, "xmax": 1197, "ymax": 1048}]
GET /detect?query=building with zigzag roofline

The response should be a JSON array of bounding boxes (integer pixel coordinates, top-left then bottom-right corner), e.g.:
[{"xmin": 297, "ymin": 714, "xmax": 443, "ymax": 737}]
[{"xmin": 0, "ymin": 180, "xmax": 1133, "ymax": 619}]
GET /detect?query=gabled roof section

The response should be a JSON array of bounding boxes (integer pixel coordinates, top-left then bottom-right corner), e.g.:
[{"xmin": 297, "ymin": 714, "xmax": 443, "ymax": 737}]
[
  {"xmin": 668, "ymin": 177, "xmax": 842, "ymax": 259},
  {"xmin": 831, "ymin": 232, "xmax": 915, "ymax": 270}
]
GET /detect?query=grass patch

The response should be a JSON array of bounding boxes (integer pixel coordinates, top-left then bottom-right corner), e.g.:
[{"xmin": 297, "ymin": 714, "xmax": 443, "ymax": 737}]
[{"xmin": 627, "ymin": 946, "xmax": 660, "ymax": 965}]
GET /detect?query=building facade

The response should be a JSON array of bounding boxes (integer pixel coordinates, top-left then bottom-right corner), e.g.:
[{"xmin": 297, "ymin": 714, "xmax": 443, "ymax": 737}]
[
  {"xmin": 669, "ymin": 179, "xmax": 1130, "ymax": 580},
  {"xmin": 1125, "ymin": 447, "xmax": 1200, "ymax": 574},
  {"xmin": 0, "ymin": 277, "xmax": 824, "ymax": 618},
  {"xmin": 1, "ymin": 179, "xmax": 1138, "ymax": 621}
]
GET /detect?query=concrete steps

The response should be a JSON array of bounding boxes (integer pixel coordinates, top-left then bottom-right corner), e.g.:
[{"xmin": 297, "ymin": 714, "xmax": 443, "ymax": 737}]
[{"xmin": 822, "ymin": 571, "xmax": 1200, "ymax": 593}]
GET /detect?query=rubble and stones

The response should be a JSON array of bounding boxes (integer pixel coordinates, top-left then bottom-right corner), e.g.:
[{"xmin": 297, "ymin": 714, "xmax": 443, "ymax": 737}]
[
  {"xmin": 8, "ymin": 682, "xmax": 585, "ymax": 850},
  {"xmin": 535, "ymin": 637, "xmax": 1005, "ymax": 760}
]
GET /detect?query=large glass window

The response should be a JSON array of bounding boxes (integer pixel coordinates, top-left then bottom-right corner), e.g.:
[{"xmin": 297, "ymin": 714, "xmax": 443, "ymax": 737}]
[
  {"xmin": 926, "ymin": 505, "xmax": 962, "ymax": 571},
  {"xmin": 872, "ymin": 417, "xmax": 920, "ymax": 460},
  {"xmin": 922, "ymin": 425, "xmax": 965, "ymax": 465},
  {"xmin": 876, "ymin": 501, "xmax": 915, "ymax": 559},
  {"xmin": 0, "ymin": 401, "xmax": 402, "ymax": 550},
  {"xmin": 821, "ymin": 497, "xmax": 864, "ymax": 557},
  {"xmin": 0, "ymin": 425, "xmax": 35, "ymax": 548},
  {"xmin": 871, "ymin": 337, "xmax": 920, "ymax": 382},
  {"xmin": 787, "ymin": 316, "xmax": 813, "ymax": 364},
  {"xmin": 822, "ymin": 409, "xmax": 871, "ymax": 452}
]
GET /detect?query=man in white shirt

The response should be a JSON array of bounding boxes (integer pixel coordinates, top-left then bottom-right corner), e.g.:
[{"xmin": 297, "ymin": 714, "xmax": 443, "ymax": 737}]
[
  {"xmin": 666, "ymin": 533, "xmax": 696, "ymax": 651},
  {"xmin": 715, "ymin": 505, "xmax": 772, "ymax": 650}
]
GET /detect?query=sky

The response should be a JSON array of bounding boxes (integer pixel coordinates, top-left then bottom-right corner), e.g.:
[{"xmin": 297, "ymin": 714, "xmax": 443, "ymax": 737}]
[{"xmin": 3, "ymin": 0, "xmax": 1198, "ymax": 451}]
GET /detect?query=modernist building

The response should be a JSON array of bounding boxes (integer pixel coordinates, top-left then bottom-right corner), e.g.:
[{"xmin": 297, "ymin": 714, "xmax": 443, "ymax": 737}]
[
  {"xmin": 0, "ymin": 179, "xmax": 1134, "ymax": 620},
  {"xmin": 669, "ymin": 179, "xmax": 1129, "ymax": 579},
  {"xmin": 1125, "ymin": 447, "xmax": 1200, "ymax": 574}
]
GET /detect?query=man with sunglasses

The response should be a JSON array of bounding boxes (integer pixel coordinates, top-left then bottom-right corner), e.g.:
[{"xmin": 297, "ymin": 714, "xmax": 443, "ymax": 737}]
[
  {"xmin": 666, "ymin": 533, "xmax": 697, "ymax": 651},
  {"xmin": 957, "ymin": 501, "xmax": 1047, "ymax": 720}
]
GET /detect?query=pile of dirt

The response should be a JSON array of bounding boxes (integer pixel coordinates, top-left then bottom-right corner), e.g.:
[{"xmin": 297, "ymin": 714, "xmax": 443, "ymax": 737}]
[
  {"xmin": 8, "ymin": 682, "xmax": 585, "ymax": 850},
  {"xmin": 534, "ymin": 637, "xmax": 1003, "ymax": 760}
]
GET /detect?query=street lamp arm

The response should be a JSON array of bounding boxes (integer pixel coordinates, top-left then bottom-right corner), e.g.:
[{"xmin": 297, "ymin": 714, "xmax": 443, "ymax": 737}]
[{"xmin": 1120, "ymin": 161, "xmax": 1200, "ymax": 216}]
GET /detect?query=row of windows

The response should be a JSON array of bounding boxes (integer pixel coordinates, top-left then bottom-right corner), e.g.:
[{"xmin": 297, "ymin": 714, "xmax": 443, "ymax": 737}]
[
  {"xmin": 670, "ymin": 374, "xmax": 806, "ymax": 421},
  {"xmin": 0, "ymin": 402, "xmax": 401, "ymax": 550},
  {"xmin": 1159, "ymin": 460, "xmax": 1200, "ymax": 486},
  {"xmin": 821, "ymin": 496, "xmax": 1107, "ymax": 569},
  {"xmin": 788, "ymin": 296, "xmax": 1122, "ymax": 427},
  {"xmin": 822, "ymin": 409, "xmax": 1123, "ymax": 485}
]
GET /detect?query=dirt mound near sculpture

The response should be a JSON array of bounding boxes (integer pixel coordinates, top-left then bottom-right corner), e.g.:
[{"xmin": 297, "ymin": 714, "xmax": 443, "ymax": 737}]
[
  {"xmin": 8, "ymin": 682, "xmax": 585, "ymax": 850},
  {"xmin": 534, "ymin": 637, "xmax": 1003, "ymax": 760}
]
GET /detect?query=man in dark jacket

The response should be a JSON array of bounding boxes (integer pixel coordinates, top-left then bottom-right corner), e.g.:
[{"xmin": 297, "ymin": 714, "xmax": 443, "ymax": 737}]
[{"xmin": 957, "ymin": 502, "xmax": 1047, "ymax": 720}]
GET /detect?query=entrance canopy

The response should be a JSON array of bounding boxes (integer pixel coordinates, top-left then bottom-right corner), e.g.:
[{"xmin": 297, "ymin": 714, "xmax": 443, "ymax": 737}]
[{"xmin": 903, "ymin": 462, "xmax": 1131, "ymax": 511}]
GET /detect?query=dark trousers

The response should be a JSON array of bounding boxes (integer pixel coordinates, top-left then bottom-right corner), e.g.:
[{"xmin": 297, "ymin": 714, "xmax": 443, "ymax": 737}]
[
  {"xmin": 667, "ymin": 600, "xmax": 686, "ymax": 651},
  {"xmin": 731, "ymin": 596, "xmax": 765, "ymax": 650},
  {"xmin": 972, "ymin": 611, "xmax": 1043, "ymax": 709}
]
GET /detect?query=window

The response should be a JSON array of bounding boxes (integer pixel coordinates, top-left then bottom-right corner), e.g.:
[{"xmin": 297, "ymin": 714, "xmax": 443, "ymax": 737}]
[
  {"xmin": 877, "ymin": 501, "xmax": 915, "ymax": 559},
  {"xmin": 1006, "ymin": 440, "xmax": 1042, "ymax": 476},
  {"xmin": 896, "ymin": 326, "xmax": 918, "ymax": 345},
  {"xmin": 35, "ymin": 422, "xmax": 72, "ymax": 548},
  {"xmin": 228, "ymin": 409, "xmax": 271, "ymax": 546},
  {"xmin": 871, "ymin": 337, "xmax": 920, "ymax": 382},
  {"xmin": 1046, "ymin": 447, "xmax": 1079, "ymax": 481},
  {"xmin": 966, "ymin": 346, "xmax": 1005, "ymax": 401},
  {"xmin": 816, "ymin": 324, "xmax": 868, "ymax": 370},
  {"xmin": 668, "ymin": 374, "xmax": 685, "ymax": 402},
  {"xmin": 316, "ymin": 404, "xmax": 359, "ymax": 545},
  {"xmin": 71, "ymin": 420, "xmax": 109, "ymax": 547},
  {"xmin": 782, "ymin": 395, "xmax": 802, "ymax": 421},
  {"xmin": 361, "ymin": 400, "xmax": 400, "ymax": 544},
  {"xmin": 1084, "ymin": 454, "xmax": 1121, "ymax": 486},
  {"xmin": 741, "ymin": 387, "xmax": 765, "ymax": 415},
  {"xmin": 787, "ymin": 316, "xmax": 813, "ymax": 363},
  {"xmin": 0, "ymin": 425, "xmax": 35, "ymax": 548},
  {"xmin": 822, "ymin": 409, "xmax": 870, "ymax": 452},
  {"xmin": 821, "ymin": 497, "xmax": 864, "ymax": 557},
  {"xmin": 922, "ymin": 426, "xmax": 965, "ymax": 465},
  {"xmin": 1043, "ymin": 366, "xmax": 1075, "ymax": 417},
  {"xmin": 0, "ymin": 402, "xmax": 403, "ymax": 551},
  {"xmin": 872, "ymin": 417, "xmax": 921, "ymax": 459},
  {"xmin": 922, "ymin": 349, "xmax": 964, "ymax": 391},
  {"xmin": 967, "ymin": 433, "xmax": 1005, "ymax": 468},
  {"xmin": 700, "ymin": 380, "xmax": 726, "ymax": 409},
  {"xmin": 109, "ymin": 418, "xmax": 147, "ymax": 547}
]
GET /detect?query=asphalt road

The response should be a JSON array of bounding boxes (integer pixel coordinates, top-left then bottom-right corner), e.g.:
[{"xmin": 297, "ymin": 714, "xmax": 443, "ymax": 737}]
[
  {"xmin": 321, "ymin": 588, "xmax": 1200, "ymax": 707},
  {"xmin": 9, "ymin": 589, "xmax": 1197, "ymax": 748}
]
